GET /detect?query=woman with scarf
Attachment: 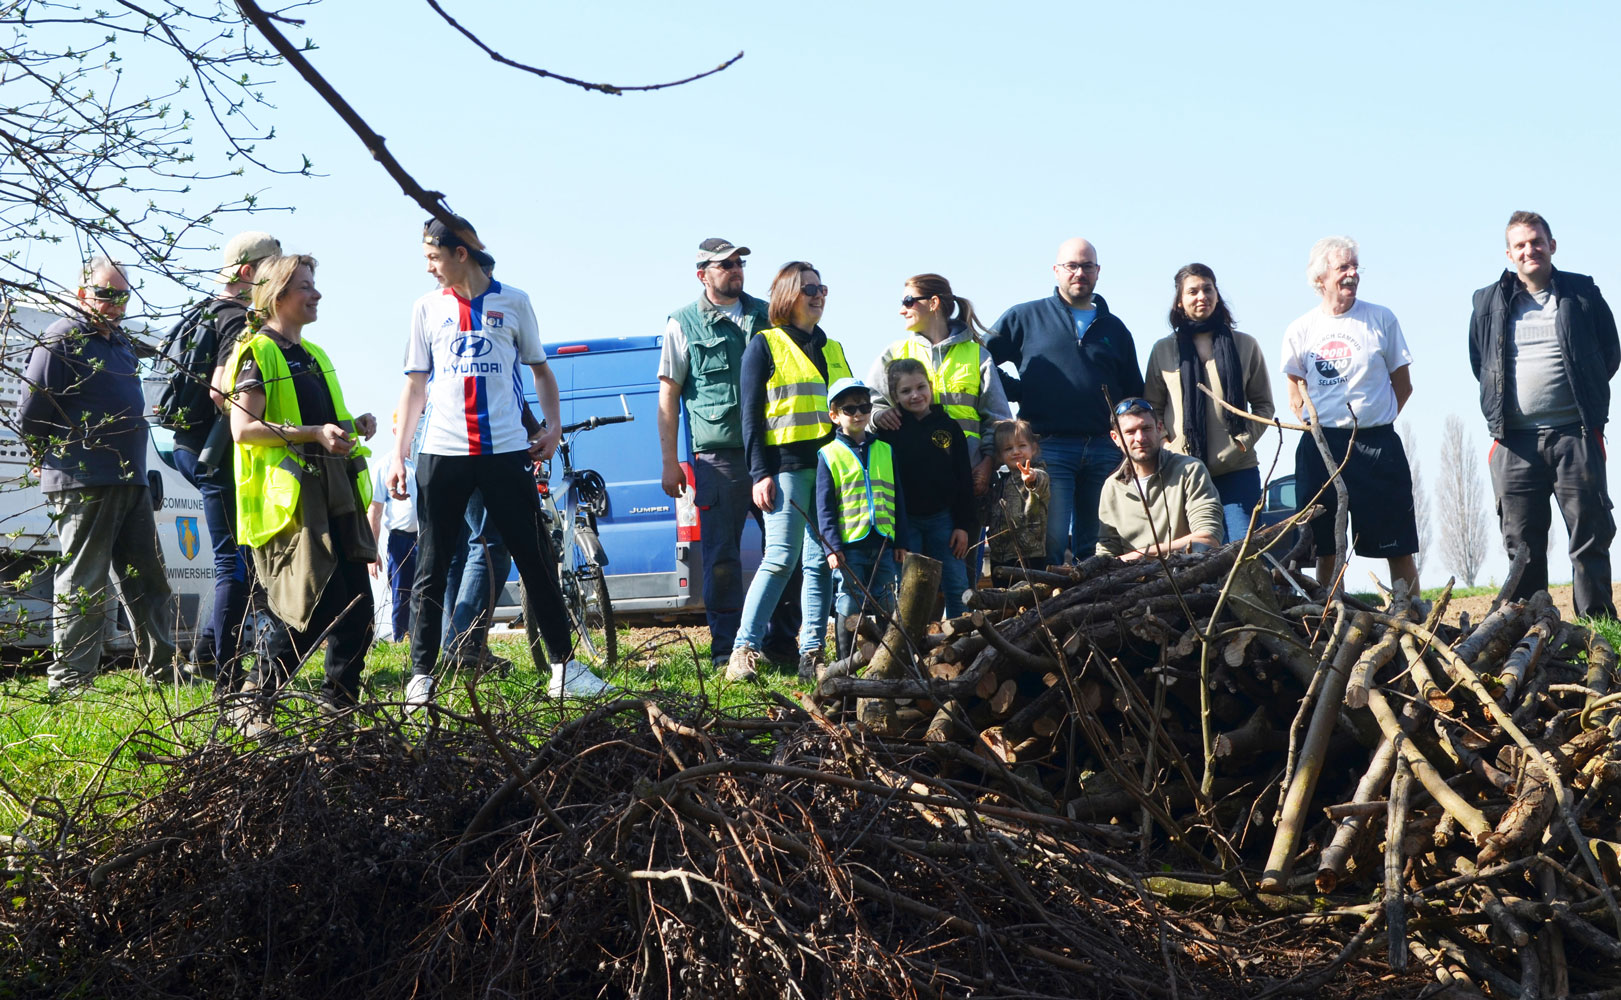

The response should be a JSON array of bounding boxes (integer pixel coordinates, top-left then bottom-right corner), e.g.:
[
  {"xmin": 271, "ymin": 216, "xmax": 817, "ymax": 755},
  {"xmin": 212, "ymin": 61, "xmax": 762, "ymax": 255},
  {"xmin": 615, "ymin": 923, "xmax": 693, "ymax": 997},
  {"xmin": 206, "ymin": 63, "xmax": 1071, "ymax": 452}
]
[{"xmin": 1143, "ymin": 264, "xmax": 1276, "ymax": 543}]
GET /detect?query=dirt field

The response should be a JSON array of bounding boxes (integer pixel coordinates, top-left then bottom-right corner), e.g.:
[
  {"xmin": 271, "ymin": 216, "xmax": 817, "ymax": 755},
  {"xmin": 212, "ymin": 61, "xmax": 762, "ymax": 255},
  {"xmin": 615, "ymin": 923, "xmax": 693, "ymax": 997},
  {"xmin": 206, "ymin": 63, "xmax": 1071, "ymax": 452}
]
[{"xmin": 1443, "ymin": 583, "xmax": 1573, "ymax": 626}]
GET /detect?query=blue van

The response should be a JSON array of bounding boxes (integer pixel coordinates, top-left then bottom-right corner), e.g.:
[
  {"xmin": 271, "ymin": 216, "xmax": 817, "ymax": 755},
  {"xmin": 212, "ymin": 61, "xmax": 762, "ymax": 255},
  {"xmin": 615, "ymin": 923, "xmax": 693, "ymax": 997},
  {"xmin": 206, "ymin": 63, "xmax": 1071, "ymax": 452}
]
[{"xmin": 493, "ymin": 335, "xmax": 764, "ymax": 620}]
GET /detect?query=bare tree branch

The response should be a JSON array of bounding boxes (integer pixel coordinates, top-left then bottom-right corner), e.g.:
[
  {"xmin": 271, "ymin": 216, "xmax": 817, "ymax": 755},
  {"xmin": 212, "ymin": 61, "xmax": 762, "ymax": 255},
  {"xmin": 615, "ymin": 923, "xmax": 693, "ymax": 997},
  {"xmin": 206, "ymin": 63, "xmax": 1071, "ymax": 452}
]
[{"xmin": 423, "ymin": 0, "xmax": 743, "ymax": 95}]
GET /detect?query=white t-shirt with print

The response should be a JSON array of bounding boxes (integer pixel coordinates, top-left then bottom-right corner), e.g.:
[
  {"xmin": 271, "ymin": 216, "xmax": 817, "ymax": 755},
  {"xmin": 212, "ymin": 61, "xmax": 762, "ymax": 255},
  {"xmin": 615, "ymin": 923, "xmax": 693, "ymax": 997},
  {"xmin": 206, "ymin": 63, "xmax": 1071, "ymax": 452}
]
[
  {"xmin": 1280, "ymin": 299, "xmax": 1413, "ymax": 428},
  {"xmin": 405, "ymin": 280, "xmax": 546, "ymax": 456}
]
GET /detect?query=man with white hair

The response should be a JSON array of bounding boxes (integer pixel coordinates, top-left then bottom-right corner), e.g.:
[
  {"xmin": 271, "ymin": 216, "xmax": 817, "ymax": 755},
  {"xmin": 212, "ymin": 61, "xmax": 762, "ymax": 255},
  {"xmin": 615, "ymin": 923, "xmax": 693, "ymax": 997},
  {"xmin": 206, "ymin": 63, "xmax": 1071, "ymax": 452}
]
[
  {"xmin": 18, "ymin": 256, "xmax": 180, "ymax": 692},
  {"xmin": 1281, "ymin": 236, "xmax": 1419, "ymax": 597}
]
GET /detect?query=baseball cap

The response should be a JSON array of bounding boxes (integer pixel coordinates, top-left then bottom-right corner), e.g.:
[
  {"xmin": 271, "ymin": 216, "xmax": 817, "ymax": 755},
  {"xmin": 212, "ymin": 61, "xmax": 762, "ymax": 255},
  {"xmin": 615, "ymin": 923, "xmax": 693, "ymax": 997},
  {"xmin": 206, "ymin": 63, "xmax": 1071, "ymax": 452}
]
[
  {"xmin": 217, "ymin": 231, "xmax": 281, "ymax": 282},
  {"xmin": 696, "ymin": 237, "xmax": 750, "ymax": 264},
  {"xmin": 827, "ymin": 377, "xmax": 870, "ymax": 406},
  {"xmin": 423, "ymin": 214, "xmax": 496, "ymax": 270}
]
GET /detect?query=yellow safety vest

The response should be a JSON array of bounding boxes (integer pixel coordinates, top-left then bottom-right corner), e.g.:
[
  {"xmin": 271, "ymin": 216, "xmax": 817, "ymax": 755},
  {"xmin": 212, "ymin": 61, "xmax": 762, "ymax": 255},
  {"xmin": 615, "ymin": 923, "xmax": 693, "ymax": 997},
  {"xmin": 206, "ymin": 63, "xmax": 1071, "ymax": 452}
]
[
  {"xmin": 892, "ymin": 337, "xmax": 982, "ymax": 441},
  {"xmin": 224, "ymin": 334, "xmax": 372, "ymax": 547},
  {"xmin": 760, "ymin": 328, "xmax": 853, "ymax": 446},
  {"xmin": 820, "ymin": 437, "xmax": 897, "ymax": 544}
]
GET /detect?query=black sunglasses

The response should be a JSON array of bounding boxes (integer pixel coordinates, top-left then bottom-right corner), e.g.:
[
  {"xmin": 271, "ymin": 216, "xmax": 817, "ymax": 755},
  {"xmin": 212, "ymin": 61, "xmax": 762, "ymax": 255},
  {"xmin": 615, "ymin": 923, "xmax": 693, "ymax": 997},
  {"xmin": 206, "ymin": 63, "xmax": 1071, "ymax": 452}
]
[
  {"xmin": 801, "ymin": 283, "xmax": 830, "ymax": 297},
  {"xmin": 901, "ymin": 294, "xmax": 934, "ymax": 308},
  {"xmin": 837, "ymin": 403, "xmax": 873, "ymax": 416},
  {"xmin": 87, "ymin": 286, "xmax": 130, "ymax": 303},
  {"xmin": 1113, "ymin": 397, "xmax": 1155, "ymax": 416},
  {"xmin": 708, "ymin": 259, "xmax": 746, "ymax": 271}
]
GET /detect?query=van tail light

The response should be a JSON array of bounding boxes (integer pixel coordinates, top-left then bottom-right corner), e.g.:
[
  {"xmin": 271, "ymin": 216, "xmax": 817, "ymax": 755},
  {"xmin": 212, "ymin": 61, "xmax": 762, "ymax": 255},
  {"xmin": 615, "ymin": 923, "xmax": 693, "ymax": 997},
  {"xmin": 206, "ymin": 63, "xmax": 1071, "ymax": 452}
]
[{"xmin": 676, "ymin": 461, "xmax": 699, "ymax": 542}]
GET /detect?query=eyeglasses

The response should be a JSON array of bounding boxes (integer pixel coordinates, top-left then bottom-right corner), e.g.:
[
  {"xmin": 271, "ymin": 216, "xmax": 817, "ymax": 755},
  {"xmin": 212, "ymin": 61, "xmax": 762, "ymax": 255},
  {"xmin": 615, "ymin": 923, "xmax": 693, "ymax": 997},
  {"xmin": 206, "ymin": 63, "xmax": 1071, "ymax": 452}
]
[
  {"xmin": 901, "ymin": 294, "xmax": 934, "ymax": 308},
  {"xmin": 1058, "ymin": 261, "xmax": 1100, "ymax": 275},
  {"xmin": 801, "ymin": 283, "xmax": 830, "ymax": 298},
  {"xmin": 87, "ymin": 286, "xmax": 130, "ymax": 303},
  {"xmin": 837, "ymin": 403, "xmax": 873, "ymax": 416},
  {"xmin": 1113, "ymin": 397, "xmax": 1155, "ymax": 416},
  {"xmin": 708, "ymin": 259, "xmax": 746, "ymax": 271}
]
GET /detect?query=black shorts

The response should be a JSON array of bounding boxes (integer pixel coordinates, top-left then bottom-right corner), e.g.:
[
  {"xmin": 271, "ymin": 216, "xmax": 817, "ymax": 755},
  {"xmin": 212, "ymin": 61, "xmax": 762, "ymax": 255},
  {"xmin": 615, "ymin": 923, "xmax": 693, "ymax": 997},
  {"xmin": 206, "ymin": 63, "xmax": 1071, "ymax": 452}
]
[{"xmin": 1293, "ymin": 423, "xmax": 1419, "ymax": 559}]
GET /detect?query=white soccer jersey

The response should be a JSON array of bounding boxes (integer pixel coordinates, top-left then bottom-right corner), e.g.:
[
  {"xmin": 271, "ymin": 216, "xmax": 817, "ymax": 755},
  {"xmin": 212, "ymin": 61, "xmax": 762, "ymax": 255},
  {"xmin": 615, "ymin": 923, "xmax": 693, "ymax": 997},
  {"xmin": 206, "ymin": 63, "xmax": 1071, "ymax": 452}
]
[{"xmin": 405, "ymin": 280, "xmax": 546, "ymax": 456}]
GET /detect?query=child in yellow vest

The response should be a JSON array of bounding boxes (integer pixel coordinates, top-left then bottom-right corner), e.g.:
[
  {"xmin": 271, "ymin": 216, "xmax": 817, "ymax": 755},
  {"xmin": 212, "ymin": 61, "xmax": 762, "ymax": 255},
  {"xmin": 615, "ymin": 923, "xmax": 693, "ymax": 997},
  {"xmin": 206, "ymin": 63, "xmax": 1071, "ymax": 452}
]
[{"xmin": 816, "ymin": 378, "xmax": 908, "ymax": 662}]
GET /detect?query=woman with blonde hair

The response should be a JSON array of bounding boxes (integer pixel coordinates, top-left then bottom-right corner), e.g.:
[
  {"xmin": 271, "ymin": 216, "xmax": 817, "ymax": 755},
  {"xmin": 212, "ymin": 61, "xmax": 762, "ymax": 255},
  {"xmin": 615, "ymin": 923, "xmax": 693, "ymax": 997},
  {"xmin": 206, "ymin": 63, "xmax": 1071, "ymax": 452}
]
[{"xmin": 223, "ymin": 253, "xmax": 378, "ymax": 731}]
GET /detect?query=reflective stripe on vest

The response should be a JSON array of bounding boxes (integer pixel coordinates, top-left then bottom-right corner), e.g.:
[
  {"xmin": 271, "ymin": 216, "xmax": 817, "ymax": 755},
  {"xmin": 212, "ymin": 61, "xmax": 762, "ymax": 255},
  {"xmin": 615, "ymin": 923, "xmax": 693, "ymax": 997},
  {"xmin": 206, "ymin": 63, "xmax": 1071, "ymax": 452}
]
[
  {"xmin": 225, "ymin": 334, "xmax": 372, "ymax": 547},
  {"xmin": 760, "ymin": 328, "xmax": 853, "ymax": 446},
  {"xmin": 820, "ymin": 437, "xmax": 897, "ymax": 543},
  {"xmin": 892, "ymin": 337, "xmax": 981, "ymax": 441}
]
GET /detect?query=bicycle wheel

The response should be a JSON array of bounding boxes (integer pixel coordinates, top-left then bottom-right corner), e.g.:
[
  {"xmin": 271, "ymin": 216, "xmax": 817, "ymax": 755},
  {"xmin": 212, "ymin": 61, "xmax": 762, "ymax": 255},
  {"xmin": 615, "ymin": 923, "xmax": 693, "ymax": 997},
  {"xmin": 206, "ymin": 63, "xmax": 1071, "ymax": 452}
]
[{"xmin": 520, "ymin": 530, "xmax": 617, "ymax": 666}]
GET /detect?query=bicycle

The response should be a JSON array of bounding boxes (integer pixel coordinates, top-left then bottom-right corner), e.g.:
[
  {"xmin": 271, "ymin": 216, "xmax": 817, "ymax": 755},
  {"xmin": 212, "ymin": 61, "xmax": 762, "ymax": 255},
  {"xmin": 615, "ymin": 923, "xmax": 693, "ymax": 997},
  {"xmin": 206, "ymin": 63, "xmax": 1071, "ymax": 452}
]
[{"xmin": 518, "ymin": 395, "xmax": 632, "ymax": 666}]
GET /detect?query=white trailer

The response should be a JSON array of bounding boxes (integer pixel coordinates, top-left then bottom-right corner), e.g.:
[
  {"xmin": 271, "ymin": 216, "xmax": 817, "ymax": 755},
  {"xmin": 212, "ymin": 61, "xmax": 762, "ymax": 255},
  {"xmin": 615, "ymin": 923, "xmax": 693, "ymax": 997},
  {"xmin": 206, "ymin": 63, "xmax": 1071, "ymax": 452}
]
[{"xmin": 0, "ymin": 300, "xmax": 215, "ymax": 657}]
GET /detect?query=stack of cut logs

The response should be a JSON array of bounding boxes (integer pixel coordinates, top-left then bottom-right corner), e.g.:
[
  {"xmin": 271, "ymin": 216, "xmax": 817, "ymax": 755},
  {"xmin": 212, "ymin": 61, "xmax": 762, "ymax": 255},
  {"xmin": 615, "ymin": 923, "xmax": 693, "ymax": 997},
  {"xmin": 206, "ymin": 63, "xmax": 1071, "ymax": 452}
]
[{"xmin": 811, "ymin": 521, "xmax": 1621, "ymax": 997}]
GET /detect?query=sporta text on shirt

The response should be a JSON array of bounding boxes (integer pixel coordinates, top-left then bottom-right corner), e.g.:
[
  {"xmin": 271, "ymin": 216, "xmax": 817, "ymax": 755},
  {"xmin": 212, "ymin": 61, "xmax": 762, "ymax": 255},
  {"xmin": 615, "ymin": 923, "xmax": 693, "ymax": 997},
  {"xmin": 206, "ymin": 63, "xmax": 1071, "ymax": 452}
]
[
  {"xmin": 1280, "ymin": 299, "xmax": 1413, "ymax": 429},
  {"xmin": 405, "ymin": 281, "xmax": 546, "ymax": 456}
]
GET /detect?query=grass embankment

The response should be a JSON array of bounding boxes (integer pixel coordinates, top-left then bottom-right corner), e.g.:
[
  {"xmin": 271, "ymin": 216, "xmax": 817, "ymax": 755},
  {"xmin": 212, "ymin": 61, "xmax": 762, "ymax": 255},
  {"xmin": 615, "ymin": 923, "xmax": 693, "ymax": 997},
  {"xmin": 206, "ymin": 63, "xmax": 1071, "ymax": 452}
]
[{"xmin": 0, "ymin": 629, "xmax": 802, "ymax": 829}]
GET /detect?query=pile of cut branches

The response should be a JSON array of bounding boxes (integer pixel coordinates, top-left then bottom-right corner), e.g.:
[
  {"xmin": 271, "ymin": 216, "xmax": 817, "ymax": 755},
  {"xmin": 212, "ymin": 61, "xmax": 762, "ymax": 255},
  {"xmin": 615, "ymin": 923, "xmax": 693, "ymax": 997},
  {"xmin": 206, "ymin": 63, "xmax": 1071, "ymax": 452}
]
[{"xmin": 812, "ymin": 519, "xmax": 1621, "ymax": 998}]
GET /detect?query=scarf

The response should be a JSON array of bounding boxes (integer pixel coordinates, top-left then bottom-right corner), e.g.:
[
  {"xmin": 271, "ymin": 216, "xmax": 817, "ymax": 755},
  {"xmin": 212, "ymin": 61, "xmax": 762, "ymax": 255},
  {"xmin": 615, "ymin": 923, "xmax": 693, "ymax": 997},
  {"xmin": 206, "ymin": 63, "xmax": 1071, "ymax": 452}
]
[{"xmin": 1175, "ymin": 319, "xmax": 1247, "ymax": 464}]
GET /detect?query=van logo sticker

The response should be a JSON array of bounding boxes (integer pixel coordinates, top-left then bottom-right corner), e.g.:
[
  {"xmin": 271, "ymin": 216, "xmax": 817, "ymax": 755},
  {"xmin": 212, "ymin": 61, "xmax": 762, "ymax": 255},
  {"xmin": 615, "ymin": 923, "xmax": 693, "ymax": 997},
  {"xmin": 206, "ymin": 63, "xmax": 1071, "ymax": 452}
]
[
  {"xmin": 175, "ymin": 516, "xmax": 201, "ymax": 560},
  {"xmin": 451, "ymin": 335, "xmax": 492, "ymax": 358},
  {"xmin": 629, "ymin": 505, "xmax": 671, "ymax": 514}
]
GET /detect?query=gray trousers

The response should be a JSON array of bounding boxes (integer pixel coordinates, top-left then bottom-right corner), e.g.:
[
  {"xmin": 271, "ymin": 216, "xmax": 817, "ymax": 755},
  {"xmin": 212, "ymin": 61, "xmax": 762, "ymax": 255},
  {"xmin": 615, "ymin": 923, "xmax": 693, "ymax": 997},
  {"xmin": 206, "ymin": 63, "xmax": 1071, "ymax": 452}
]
[
  {"xmin": 1490, "ymin": 425, "xmax": 1616, "ymax": 618},
  {"xmin": 47, "ymin": 483, "xmax": 177, "ymax": 685}
]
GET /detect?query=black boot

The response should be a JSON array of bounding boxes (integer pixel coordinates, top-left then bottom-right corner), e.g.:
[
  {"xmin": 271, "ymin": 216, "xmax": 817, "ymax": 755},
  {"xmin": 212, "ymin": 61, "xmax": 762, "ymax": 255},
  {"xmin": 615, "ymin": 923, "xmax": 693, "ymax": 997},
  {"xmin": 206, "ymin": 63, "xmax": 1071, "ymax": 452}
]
[{"xmin": 835, "ymin": 616, "xmax": 854, "ymax": 662}]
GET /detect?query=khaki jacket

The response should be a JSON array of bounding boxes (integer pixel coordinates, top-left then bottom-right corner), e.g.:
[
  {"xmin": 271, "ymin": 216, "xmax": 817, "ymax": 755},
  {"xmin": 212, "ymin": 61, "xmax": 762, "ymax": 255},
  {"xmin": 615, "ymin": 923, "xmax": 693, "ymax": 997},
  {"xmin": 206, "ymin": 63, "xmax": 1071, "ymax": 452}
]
[
  {"xmin": 1142, "ymin": 332, "xmax": 1275, "ymax": 477},
  {"xmin": 1095, "ymin": 450, "xmax": 1223, "ymax": 558}
]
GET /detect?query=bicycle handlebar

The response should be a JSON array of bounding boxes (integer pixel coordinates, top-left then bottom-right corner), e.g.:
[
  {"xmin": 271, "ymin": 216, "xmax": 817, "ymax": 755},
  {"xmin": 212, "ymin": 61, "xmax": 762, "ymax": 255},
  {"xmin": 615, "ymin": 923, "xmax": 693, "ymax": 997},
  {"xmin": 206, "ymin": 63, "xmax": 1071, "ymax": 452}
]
[{"xmin": 558, "ymin": 393, "xmax": 635, "ymax": 436}]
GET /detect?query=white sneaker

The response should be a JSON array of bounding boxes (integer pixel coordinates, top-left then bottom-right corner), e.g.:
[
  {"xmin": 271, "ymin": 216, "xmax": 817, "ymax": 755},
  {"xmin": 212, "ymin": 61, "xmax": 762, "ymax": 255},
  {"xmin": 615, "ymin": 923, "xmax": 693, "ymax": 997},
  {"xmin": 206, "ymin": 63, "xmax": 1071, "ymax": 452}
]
[
  {"xmin": 548, "ymin": 659, "xmax": 615, "ymax": 698},
  {"xmin": 405, "ymin": 673, "xmax": 436, "ymax": 710},
  {"xmin": 724, "ymin": 646, "xmax": 759, "ymax": 683}
]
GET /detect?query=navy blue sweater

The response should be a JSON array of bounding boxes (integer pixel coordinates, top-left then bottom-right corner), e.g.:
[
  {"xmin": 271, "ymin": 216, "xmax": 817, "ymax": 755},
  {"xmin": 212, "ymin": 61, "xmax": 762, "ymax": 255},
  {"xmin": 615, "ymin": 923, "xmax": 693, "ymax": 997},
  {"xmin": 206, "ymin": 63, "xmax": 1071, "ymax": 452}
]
[
  {"xmin": 985, "ymin": 290, "xmax": 1144, "ymax": 437},
  {"xmin": 815, "ymin": 431, "xmax": 908, "ymax": 555}
]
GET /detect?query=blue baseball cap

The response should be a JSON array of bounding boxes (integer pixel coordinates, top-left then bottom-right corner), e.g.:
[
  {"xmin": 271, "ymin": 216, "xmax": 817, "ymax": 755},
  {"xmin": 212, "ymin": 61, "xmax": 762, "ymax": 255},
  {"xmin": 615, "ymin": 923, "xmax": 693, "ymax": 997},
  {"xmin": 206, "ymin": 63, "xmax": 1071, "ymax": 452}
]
[{"xmin": 828, "ymin": 377, "xmax": 870, "ymax": 405}]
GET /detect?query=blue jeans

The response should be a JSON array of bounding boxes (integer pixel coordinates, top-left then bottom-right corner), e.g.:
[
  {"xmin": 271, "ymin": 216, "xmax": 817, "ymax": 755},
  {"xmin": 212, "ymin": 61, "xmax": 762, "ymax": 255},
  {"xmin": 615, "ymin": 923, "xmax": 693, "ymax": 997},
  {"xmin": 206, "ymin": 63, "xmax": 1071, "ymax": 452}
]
[
  {"xmin": 834, "ymin": 539, "xmax": 898, "ymax": 620},
  {"xmin": 384, "ymin": 529, "xmax": 417, "ymax": 641},
  {"xmin": 442, "ymin": 492, "xmax": 512, "ymax": 662},
  {"xmin": 1039, "ymin": 433, "xmax": 1122, "ymax": 564},
  {"xmin": 1210, "ymin": 467, "xmax": 1263, "ymax": 544},
  {"xmin": 734, "ymin": 468, "xmax": 831, "ymax": 654},
  {"xmin": 172, "ymin": 446, "xmax": 252, "ymax": 678},
  {"xmin": 903, "ymin": 510, "xmax": 969, "ymax": 617}
]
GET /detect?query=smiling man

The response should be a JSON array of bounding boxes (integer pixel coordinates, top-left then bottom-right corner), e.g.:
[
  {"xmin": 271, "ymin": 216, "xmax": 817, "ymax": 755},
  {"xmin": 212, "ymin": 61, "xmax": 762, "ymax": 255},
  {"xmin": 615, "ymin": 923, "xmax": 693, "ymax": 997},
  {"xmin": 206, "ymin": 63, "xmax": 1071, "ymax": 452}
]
[
  {"xmin": 1095, "ymin": 397, "xmax": 1222, "ymax": 560},
  {"xmin": 389, "ymin": 214, "xmax": 612, "ymax": 703},
  {"xmin": 1281, "ymin": 236, "xmax": 1419, "ymax": 598},
  {"xmin": 1470, "ymin": 211, "xmax": 1619, "ymax": 617}
]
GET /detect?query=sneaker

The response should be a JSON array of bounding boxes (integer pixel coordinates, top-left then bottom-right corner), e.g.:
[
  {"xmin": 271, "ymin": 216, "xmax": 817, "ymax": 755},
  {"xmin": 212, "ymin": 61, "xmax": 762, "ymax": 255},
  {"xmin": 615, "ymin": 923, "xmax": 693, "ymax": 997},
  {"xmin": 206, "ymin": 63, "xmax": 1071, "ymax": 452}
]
[
  {"xmin": 47, "ymin": 672, "xmax": 95, "ymax": 698},
  {"xmin": 724, "ymin": 646, "xmax": 759, "ymax": 683},
  {"xmin": 405, "ymin": 673, "xmax": 436, "ymax": 711},
  {"xmin": 225, "ymin": 700, "xmax": 274, "ymax": 740},
  {"xmin": 482, "ymin": 651, "xmax": 514, "ymax": 678},
  {"xmin": 548, "ymin": 659, "xmax": 615, "ymax": 698},
  {"xmin": 145, "ymin": 663, "xmax": 205, "ymax": 687},
  {"xmin": 797, "ymin": 650, "xmax": 821, "ymax": 681}
]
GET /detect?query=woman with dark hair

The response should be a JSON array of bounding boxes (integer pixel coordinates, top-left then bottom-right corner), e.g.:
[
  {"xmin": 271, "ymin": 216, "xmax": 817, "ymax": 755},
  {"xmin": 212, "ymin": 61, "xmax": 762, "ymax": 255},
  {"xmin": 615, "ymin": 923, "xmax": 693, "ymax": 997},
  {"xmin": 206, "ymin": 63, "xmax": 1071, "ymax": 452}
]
[
  {"xmin": 1143, "ymin": 264, "xmax": 1275, "ymax": 543},
  {"xmin": 726, "ymin": 262, "xmax": 852, "ymax": 682}
]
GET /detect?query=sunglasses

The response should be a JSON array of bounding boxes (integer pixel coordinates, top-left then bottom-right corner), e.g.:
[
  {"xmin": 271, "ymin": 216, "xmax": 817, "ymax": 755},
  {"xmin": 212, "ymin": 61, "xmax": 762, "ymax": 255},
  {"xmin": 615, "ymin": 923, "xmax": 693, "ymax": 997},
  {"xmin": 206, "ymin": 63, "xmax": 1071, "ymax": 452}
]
[
  {"xmin": 837, "ymin": 403, "xmax": 873, "ymax": 416},
  {"xmin": 801, "ymin": 283, "xmax": 830, "ymax": 298},
  {"xmin": 708, "ymin": 259, "xmax": 746, "ymax": 271},
  {"xmin": 1113, "ymin": 397, "xmax": 1155, "ymax": 416},
  {"xmin": 87, "ymin": 286, "xmax": 130, "ymax": 303},
  {"xmin": 901, "ymin": 294, "xmax": 934, "ymax": 308}
]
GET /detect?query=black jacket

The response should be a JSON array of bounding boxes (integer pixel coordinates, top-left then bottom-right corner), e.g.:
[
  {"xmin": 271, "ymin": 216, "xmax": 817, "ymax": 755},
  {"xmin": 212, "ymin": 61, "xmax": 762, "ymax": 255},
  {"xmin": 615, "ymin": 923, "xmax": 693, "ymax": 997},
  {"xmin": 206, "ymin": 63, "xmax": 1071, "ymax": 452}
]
[
  {"xmin": 1468, "ymin": 268, "xmax": 1619, "ymax": 437},
  {"xmin": 985, "ymin": 290, "xmax": 1143, "ymax": 437}
]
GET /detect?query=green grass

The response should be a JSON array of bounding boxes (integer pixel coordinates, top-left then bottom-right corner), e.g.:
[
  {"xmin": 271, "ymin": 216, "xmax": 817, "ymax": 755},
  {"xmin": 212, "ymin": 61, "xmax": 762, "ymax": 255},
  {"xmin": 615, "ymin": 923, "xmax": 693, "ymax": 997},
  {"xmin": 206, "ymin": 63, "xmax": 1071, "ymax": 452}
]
[{"xmin": 0, "ymin": 627, "xmax": 804, "ymax": 830}]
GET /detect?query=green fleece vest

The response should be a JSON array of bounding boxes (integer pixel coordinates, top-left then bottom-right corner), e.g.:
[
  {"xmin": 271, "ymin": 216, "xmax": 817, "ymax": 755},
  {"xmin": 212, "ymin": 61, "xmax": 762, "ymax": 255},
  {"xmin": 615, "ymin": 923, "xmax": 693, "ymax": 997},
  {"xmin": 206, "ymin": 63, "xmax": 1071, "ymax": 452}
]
[{"xmin": 670, "ymin": 292, "xmax": 771, "ymax": 452}]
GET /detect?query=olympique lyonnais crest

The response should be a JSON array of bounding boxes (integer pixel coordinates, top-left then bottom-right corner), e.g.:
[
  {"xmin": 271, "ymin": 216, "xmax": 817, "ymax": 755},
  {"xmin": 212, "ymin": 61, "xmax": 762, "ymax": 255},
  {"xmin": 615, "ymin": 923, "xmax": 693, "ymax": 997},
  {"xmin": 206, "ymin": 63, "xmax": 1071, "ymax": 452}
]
[
  {"xmin": 486, "ymin": 310, "xmax": 504, "ymax": 328},
  {"xmin": 175, "ymin": 516, "xmax": 201, "ymax": 561}
]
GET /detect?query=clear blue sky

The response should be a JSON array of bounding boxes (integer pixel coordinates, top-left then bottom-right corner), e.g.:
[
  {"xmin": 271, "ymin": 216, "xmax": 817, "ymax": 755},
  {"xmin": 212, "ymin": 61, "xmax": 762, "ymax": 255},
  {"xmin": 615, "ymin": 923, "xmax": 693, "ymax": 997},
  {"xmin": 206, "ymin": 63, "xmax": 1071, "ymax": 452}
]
[{"xmin": 35, "ymin": 0, "xmax": 1621, "ymax": 590}]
